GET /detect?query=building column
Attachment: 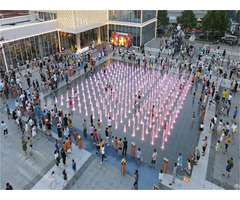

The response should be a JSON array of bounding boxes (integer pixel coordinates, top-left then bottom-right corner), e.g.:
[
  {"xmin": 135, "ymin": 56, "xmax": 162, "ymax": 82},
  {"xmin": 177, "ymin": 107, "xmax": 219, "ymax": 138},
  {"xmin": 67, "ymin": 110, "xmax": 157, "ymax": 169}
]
[
  {"xmin": 97, "ymin": 27, "xmax": 101, "ymax": 44},
  {"xmin": 140, "ymin": 10, "xmax": 143, "ymax": 46},
  {"xmin": 107, "ymin": 24, "xmax": 109, "ymax": 42},
  {"xmin": 1, "ymin": 47, "xmax": 8, "ymax": 72},
  {"xmin": 57, "ymin": 31, "xmax": 62, "ymax": 53},
  {"xmin": 76, "ymin": 33, "xmax": 81, "ymax": 51}
]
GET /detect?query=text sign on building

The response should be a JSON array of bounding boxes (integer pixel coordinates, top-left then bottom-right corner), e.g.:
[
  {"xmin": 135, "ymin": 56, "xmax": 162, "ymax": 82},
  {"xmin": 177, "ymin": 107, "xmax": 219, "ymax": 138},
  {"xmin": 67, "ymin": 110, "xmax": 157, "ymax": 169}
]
[{"xmin": 76, "ymin": 17, "xmax": 88, "ymax": 28}]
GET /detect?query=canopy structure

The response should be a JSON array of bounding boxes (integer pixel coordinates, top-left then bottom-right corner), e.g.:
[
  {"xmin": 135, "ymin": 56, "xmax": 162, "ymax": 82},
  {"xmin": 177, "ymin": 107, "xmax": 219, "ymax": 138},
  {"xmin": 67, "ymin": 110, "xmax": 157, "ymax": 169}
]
[{"xmin": 197, "ymin": 18, "xmax": 202, "ymax": 22}]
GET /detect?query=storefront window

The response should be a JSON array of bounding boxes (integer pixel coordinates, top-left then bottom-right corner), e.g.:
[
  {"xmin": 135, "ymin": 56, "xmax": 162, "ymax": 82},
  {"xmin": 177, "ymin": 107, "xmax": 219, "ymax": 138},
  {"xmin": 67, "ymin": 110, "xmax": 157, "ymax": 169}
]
[
  {"xmin": 142, "ymin": 22, "xmax": 156, "ymax": 45},
  {"xmin": 142, "ymin": 10, "xmax": 156, "ymax": 23},
  {"xmin": 109, "ymin": 24, "xmax": 140, "ymax": 47},
  {"xmin": 108, "ymin": 10, "xmax": 141, "ymax": 23}
]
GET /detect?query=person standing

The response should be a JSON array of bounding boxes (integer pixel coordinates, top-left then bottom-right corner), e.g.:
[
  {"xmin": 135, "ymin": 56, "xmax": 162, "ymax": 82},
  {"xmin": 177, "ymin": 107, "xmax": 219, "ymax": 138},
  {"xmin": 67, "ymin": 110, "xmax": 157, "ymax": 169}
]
[
  {"xmin": 133, "ymin": 170, "xmax": 139, "ymax": 189},
  {"xmin": 222, "ymin": 89, "xmax": 227, "ymax": 103},
  {"xmin": 72, "ymin": 159, "xmax": 77, "ymax": 177},
  {"xmin": 50, "ymin": 171, "xmax": 56, "ymax": 188},
  {"xmin": 54, "ymin": 150, "xmax": 60, "ymax": 168},
  {"xmin": 223, "ymin": 135, "xmax": 231, "ymax": 154},
  {"xmin": 149, "ymin": 149, "xmax": 157, "ymax": 168},
  {"xmin": 118, "ymin": 138, "xmax": 123, "ymax": 156},
  {"xmin": 21, "ymin": 136, "xmax": 27, "ymax": 155},
  {"xmin": 231, "ymin": 122, "xmax": 238, "ymax": 139},
  {"xmin": 97, "ymin": 119, "xmax": 101, "ymax": 139},
  {"xmin": 158, "ymin": 170, "xmax": 164, "ymax": 187},
  {"xmin": 199, "ymin": 122, "xmax": 204, "ymax": 134},
  {"xmin": 89, "ymin": 124, "xmax": 94, "ymax": 141},
  {"xmin": 169, "ymin": 163, "xmax": 178, "ymax": 185},
  {"xmin": 107, "ymin": 117, "xmax": 112, "ymax": 145},
  {"xmin": 202, "ymin": 136, "xmax": 208, "ymax": 156},
  {"xmin": 222, "ymin": 157, "xmax": 234, "ymax": 177},
  {"xmin": 215, "ymin": 140, "xmax": 220, "ymax": 152},
  {"xmin": 54, "ymin": 139, "xmax": 60, "ymax": 155},
  {"xmin": 177, "ymin": 153, "xmax": 183, "ymax": 171},
  {"xmin": 226, "ymin": 102, "xmax": 231, "ymax": 117},
  {"xmin": 100, "ymin": 144, "xmax": 107, "ymax": 164},
  {"xmin": 61, "ymin": 148, "xmax": 67, "ymax": 166},
  {"xmin": 6, "ymin": 104, "xmax": 11, "ymax": 119},
  {"xmin": 28, "ymin": 137, "xmax": 33, "ymax": 155},
  {"xmin": 232, "ymin": 106, "xmax": 238, "ymax": 122},
  {"xmin": 82, "ymin": 119, "xmax": 87, "ymax": 137},
  {"xmin": 136, "ymin": 148, "xmax": 142, "ymax": 167},
  {"xmin": 192, "ymin": 112, "xmax": 195, "ymax": 123},
  {"xmin": 105, "ymin": 127, "xmax": 109, "ymax": 146},
  {"xmin": 122, "ymin": 137, "xmax": 128, "ymax": 156},
  {"xmin": 62, "ymin": 169, "xmax": 69, "ymax": 188},
  {"xmin": 184, "ymin": 159, "xmax": 192, "ymax": 175},
  {"xmin": 1, "ymin": 121, "xmax": 8, "ymax": 138}
]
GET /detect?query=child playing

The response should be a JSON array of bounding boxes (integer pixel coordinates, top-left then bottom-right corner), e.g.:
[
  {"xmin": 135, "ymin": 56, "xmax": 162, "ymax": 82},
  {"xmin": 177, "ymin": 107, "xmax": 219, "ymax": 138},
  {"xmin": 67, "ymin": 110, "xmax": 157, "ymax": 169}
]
[{"xmin": 114, "ymin": 137, "xmax": 118, "ymax": 151}]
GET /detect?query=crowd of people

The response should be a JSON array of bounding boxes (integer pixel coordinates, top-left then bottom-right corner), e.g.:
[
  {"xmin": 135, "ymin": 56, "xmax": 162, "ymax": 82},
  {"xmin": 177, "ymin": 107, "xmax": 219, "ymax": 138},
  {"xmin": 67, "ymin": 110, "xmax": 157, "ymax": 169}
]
[{"xmin": 1, "ymin": 35, "xmax": 239, "ymax": 190}]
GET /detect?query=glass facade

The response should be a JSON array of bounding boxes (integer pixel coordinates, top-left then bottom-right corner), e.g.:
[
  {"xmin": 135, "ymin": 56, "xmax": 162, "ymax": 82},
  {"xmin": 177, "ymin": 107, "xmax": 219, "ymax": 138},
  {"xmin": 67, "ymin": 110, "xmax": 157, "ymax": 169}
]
[
  {"xmin": 142, "ymin": 10, "xmax": 156, "ymax": 22},
  {"xmin": 80, "ymin": 28, "xmax": 98, "ymax": 48},
  {"xmin": 3, "ymin": 31, "xmax": 59, "ymax": 68},
  {"xmin": 108, "ymin": 10, "xmax": 141, "ymax": 23},
  {"xmin": 0, "ymin": 49, "xmax": 5, "ymax": 69},
  {"xmin": 142, "ymin": 22, "xmax": 156, "ymax": 45},
  {"xmin": 38, "ymin": 12, "xmax": 57, "ymax": 21},
  {"xmin": 100, "ymin": 25, "xmax": 108, "ymax": 42},
  {"xmin": 60, "ymin": 32, "xmax": 76, "ymax": 50},
  {"xmin": 109, "ymin": 24, "xmax": 140, "ymax": 47}
]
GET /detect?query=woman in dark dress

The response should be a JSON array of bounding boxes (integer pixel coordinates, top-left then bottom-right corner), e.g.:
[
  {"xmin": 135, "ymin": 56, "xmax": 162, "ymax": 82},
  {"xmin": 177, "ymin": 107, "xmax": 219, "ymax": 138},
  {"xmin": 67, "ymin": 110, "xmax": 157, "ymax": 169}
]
[{"xmin": 61, "ymin": 148, "xmax": 67, "ymax": 166}]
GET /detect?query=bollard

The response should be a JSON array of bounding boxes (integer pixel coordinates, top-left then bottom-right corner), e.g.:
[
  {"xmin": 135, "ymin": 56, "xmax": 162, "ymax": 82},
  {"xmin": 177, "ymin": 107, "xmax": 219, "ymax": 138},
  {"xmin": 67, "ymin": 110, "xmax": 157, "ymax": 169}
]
[
  {"xmin": 19, "ymin": 105, "xmax": 24, "ymax": 116},
  {"xmin": 78, "ymin": 136, "xmax": 82, "ymax": 149},
  {"xmin": 163, "ymin": 157, "xmax": 169, "ymax": 173},
  {"xmin": 121, "ymin": 158, "xmax": 126, "ymax": 175},
  {"xmin": 131, "ymin": 142, "xmax": 136, "ymax": 157}
]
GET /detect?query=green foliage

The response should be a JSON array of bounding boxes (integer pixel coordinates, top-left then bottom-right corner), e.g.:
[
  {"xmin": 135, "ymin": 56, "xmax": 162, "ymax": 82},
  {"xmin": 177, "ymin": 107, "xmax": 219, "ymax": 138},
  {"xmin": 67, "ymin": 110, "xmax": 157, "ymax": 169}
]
[
  {"xmin": 157, "ymin": 10, "xmax": 169, "ymax": 26},
  {"xmin": 236, "ymin": 11, "xmax": 240, "ymax": 23},
  {"xmin": 177, "ymin": 10, "xmax": 197, "ymax": 29},
  {"xmin": 202, "ymin": 10, "xmax": 229, "ymax": 36}
]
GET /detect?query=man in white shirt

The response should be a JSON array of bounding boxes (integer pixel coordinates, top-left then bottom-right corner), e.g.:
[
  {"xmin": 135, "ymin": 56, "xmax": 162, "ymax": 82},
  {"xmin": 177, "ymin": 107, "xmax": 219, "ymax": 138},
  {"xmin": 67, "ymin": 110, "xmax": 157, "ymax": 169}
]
[
  {"xmin": 20, "ymin": 93, "xmax": 25, "ymax": 102},
  {"xmin": 228, "ymin": 93, "xmax": 232, "ymax": 104},
  {"xmin": 231, "ymin": 122, "xmax": 237, "ymax": 139},
  {"xmin": 17, "ymin": 109, "xmax": 21, "ymax": 119}
]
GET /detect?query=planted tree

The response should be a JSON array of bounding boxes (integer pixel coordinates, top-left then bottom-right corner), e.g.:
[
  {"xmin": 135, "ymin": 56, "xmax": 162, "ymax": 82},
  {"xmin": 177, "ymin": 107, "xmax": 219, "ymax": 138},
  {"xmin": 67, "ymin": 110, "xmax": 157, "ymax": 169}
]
[
  {"xmin": 202, "ymin": 10, "xmax": 229, "ymax": 36},
  {"xmin": 177, "ymin": 10, "xmax": 197, "ymax": 29},
  {"xmin": 157, "ymin": 10, "xmax": 169, "ymax": 26}
]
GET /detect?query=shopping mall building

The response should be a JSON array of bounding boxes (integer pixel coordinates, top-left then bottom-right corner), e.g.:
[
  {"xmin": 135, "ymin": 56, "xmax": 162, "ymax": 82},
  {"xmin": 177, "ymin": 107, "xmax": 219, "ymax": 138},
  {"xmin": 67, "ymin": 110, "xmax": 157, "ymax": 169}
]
[{"xmin": 0, "ymin": 10, "xmax": 157, "ymax": 70}]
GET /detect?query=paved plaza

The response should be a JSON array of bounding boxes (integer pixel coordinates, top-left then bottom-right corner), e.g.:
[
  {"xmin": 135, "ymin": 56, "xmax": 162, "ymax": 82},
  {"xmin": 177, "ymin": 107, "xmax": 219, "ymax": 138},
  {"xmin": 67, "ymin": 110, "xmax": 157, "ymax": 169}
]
[{"xmin": 1, "ymin": 38, "xmax": 240, "ymax": 190}]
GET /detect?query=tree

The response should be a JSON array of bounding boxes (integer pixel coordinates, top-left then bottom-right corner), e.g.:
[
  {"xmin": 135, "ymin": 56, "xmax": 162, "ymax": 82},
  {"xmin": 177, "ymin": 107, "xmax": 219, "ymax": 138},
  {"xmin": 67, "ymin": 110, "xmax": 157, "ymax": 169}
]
[
  {"xmin": 236, "ymin": 11, "xmax": 240, "ymax": 23},
  {"xmin": 177, "ymin": 10, "xmax": 197, "ymax": 29},
  {"xmin": 157, "ymin": 10, "xmax": 169, "ymax": 26},
  {"xmin": 202, "ymin": 10, "xmax": 229, "ymax": 36}
]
